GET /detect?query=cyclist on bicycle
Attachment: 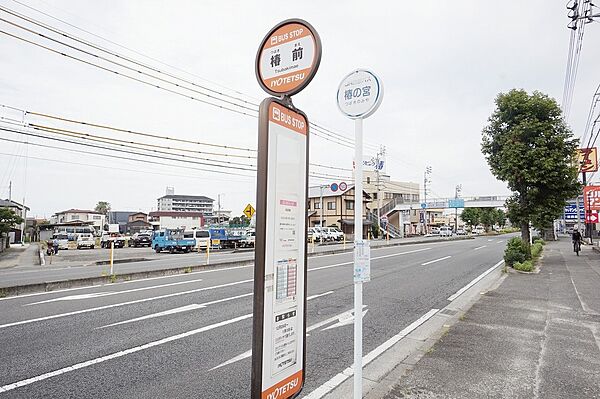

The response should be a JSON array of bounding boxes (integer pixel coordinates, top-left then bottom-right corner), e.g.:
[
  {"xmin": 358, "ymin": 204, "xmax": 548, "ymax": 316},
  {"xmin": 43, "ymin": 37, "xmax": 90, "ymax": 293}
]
[{"xmin": 572, "ymin": 228, "xmax": 582, "ymax": 253}]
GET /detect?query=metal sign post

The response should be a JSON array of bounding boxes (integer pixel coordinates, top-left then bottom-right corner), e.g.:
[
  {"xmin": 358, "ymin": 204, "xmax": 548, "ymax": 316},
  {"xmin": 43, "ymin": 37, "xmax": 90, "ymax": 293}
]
[
  {"xmin": 337, "ymin": 69, "xmax": 383, "ymax": 399},
  {"xmin": 251, "ymin": 19, "xmax": 321, "ymax": 399}
]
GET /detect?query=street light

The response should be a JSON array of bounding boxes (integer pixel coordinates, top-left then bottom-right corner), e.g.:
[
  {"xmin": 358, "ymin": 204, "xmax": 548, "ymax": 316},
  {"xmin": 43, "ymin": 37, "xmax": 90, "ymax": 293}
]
[
  {"xmin": 423, "ymin": 166, "xmax": 432, "ymax": 234},
  {"xmin": 455, "ymin": 184, "xmax": 462, "ymax": 233}
]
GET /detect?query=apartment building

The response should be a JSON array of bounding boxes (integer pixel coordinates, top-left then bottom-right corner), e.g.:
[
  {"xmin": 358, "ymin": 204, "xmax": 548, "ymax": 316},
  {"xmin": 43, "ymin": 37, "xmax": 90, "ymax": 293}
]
[{"xmin": 157, "ymin": 194, "xmax": 214, "ymax": 217}]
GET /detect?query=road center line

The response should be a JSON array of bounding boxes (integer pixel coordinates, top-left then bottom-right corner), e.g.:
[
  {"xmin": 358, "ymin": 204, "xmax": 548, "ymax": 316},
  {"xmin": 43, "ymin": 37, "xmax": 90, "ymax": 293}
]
[
  {"xmin": 473, "ymin": 245, "xmax": 487, "ymax": 251},
  {"xmin": 0, "ymin": 289, "xmax": 336, "ymax": 393},
  {"xmin": 303, "ymin": 309, "xmax": 440, "ymax": 399},
  {"xmin": 421, "ymin": 255, "xmax": 451, "ymax": 266},
  {"xmin": 0, "ymin": 279, "xmax": 253, "ymax": 330},
  {"xmin": 0, "ymin": 313, "xmax": 253, "ymax": 394},
  {"xmin": 25, "ymin": 278, "xmax": 205, "ymax": 306},
  {"xmin": 447, "ymin": 259, "xmax": 504, "ymax": 301}
]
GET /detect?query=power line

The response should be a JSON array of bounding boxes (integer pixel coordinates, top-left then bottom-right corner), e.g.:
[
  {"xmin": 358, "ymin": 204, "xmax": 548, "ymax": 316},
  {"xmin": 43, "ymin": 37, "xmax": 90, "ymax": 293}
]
[
  {"xmin": 0, "ymin": 7, "xmax": 373, "ymax": 151},
  {"xmin": 8, "ymin": 0, "xmax": 260, "ymax": 104}
]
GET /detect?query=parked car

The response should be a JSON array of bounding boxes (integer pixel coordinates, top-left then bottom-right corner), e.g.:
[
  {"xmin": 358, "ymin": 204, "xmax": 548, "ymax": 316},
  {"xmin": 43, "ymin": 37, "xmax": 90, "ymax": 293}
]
[
  {"xmin": 430, "ymin": 227, "xmax": 440, "ymax": 235},
  {"xmin": 76, "ymin": 233, "xmax": 95, "ymax": 249},
  {"xmin": 455, "ymin": 228, "xmax": 467, "ymax": 236},
  {"xmin": 128, "ymin": 232, "xmax": 153, "ymax": 247},
  {"xmin": 307, "ymin": 229, "xmax": 314, "ymax": 242},
  {"xmin": 52, "ymin": 233, "xmax": 69, "ymax": 250},
  {"xmin": 308, "ymin": 227, "xmax": 322, "ymax": 242},
  {"xmin": 472, "ymin": 226, "xmax": 485, "ymax": 235},
  {"xmin": 183, "ymin": 229, "xmax": 211, "ymax": 250},
  {"xmin": 325, "ymin": 227, "xmax": 344, "ymax": 241},
  {"xmin": 240, "ymin": 230, "xmax": 255, "ymax": 248},
  {"xmin": 152, "ymin": 229, "xmax": 195, "ymax": 253},
  {"xmin": 101, "ymin": 232, "xmax": 126, "ymax": 248},
  {"xmin": 439, "ymin": 226, "xmax": 452, "ymax": 237}
]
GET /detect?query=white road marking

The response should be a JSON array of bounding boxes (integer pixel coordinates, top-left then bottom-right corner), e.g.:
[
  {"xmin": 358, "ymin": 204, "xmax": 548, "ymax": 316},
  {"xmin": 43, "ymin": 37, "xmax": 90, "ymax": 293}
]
[
  {"xmin": 98, "ymin": 293, "xmax": 254, "ymax": 329},
  {"xmin": 0, "ymin": 279, "xmax": 252, "ymax": 330},
  {"xmin": 0, "ymin": 313, "xmax": 253, "ymax": 394},
  {"xmin": 25, "ymin": 278, "xmax": 205, "ymax": 306},
  {"xmin": 302, "ymin": 309, "xmax": 440, "ymax": 399},
  {"xmin": 0, "ymin": 264, "xmax": 253, "ymax": 302},
  {"xmin": 322, "ymin": 309, "xmax": 368, "ymax": 331},
  {"xmin": 497, "ymin": 240, "xmax": 504, "ymax": 244},
  {"xmin": 306, "ymin": 291, "xmax": 334, "ymax": 301},
  {"xmin": 447, "ymin": 259, "xmax": 503, "ymax": 301},
  {"xmin": 473, "ymin": 245, "xmax": 487, "ymax": 251},
  {"xmin": 210, "ymin": 304, "xmax": 363, "ymax": 371},
  {"xmin": 307, "ymin": 247, "xmax": 431, "ymax": 272},
  {"xmin": 487, "ymin": 239, "xmax": 494, "ymax": 242},
  {"xmin": 421, "ymin": 255, "xmax": 451, "ymax": 266}
]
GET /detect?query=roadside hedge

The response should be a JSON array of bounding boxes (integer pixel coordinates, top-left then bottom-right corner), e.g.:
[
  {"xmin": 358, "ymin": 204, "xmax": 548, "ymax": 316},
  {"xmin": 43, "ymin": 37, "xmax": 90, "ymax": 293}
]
[
  {"xmin": 514, "ymin": 260, "xmax": 534, "ymax": 272},
  {"xmin": 504, "ymin": 237, "xmax": 530, "ymax": 266}
]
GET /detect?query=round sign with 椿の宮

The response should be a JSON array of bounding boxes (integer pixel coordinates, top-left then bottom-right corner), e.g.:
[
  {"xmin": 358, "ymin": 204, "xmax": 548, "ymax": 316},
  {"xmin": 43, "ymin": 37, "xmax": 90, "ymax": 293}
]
[
  {"xmin": 337, "ymin": 69, "xmax": 383, "ymax": 119},
  {"xmin": 255, "ymin": 19, "xmax": 322, "ymax": 97}
]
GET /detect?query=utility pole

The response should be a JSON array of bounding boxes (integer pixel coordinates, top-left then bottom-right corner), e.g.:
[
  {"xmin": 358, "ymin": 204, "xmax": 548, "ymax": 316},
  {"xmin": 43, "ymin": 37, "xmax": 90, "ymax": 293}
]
[
  {"xmin": 375, "ymin": 146, "xmax": 386, "ymax": 238},
  {"xmin": 423, "ymin": 166, "xmax": 432, "ymax": 234},
  {"xmin": 8, "ymin": 180, "xmax": 12, "ymax": 201},
  {"xmin": 455, "ymin": 184, "xmax": 462, "ymax": 233}
]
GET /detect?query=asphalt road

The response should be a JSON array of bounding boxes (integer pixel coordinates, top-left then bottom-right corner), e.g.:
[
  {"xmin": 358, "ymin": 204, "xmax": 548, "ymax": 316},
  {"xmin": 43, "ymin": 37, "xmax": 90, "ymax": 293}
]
[{"xmin": 0, "ymin": 235, "xmax": 512, "ymax": 398}]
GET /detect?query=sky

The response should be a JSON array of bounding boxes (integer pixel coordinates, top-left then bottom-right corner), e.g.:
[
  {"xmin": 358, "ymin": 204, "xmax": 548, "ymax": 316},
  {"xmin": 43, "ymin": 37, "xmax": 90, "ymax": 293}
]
[{"xmin": 0, "ymin": 0, "xmax": 599, "ymax": 219}]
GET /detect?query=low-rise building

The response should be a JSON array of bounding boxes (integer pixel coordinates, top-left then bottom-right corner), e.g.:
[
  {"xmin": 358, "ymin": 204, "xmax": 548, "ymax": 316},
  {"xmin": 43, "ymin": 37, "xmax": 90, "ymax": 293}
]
[
  {"xmin": 148, "ymin": 211, "xmax": 204, "ymax": 230},
  {"xmin": 51, "ymin": 209, "xmax": 106, "ymax": 232},
  {"xmin": 157, "ymin": 194, "xmax": 214, "ymax": 216},
  {"xmin": 307, "ymin": 185, "xmax": 372, "ymax": 239},
  {"xmin": 0, "ymin": 199, "xmax": 29, "ymax": 244}
]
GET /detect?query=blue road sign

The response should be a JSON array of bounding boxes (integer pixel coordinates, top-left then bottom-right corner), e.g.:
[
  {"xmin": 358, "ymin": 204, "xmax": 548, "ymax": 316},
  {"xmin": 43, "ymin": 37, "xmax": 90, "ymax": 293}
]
[
  {"xmin": 330, "ymin": 182, "xmax": 338, "ymax": 192},
  {"xmin": 448, "ymin": 199, "xmax": 465, "ymax": 208},
  {"xmin": 420, "ymin": 203, "xmax": 427, "ymax": 209},
  {"xmin": 564, "ymin": 203, "xmax": 585, "ymax": 220}
]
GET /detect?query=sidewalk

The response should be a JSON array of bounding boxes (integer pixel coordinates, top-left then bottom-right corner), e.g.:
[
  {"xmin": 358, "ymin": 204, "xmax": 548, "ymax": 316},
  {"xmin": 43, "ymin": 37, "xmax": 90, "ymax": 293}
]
[
  {"xmin": 383, "ymin": 239, "xmax": 600, "ymax": 398},
  {"xmin": 0, "ymin": 243, "xmax": 38, "ymax": 269}
]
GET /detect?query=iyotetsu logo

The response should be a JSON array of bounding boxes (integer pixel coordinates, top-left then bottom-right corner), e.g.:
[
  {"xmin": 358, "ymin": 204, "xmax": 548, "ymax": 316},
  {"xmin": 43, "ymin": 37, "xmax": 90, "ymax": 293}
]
[{"xmin": 265, "ymin": 377, "xmax": 299, "ymax": 399}]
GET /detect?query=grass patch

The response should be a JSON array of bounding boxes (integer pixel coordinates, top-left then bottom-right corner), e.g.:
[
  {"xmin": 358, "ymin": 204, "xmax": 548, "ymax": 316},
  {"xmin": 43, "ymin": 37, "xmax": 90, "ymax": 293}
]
[
  {"xmin": 0, "ymin": 288, "xmax": 7, "ymax": 298},
  {"xmin": 513, "ymin": 260, "xmax": 534, "ymax": 272},
  {"xmin": 109, "ymin": 274, "xmax": 117, "ymax": 283},
  {"xmin": 184, "ymin": 267, "xmax": 193, "ymax": 274}
]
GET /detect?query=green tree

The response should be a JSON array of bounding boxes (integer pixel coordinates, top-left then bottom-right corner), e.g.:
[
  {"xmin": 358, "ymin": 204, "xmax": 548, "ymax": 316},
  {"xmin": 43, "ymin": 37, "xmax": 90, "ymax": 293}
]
[
  {"xmin": 479, "ymin": 208, "xmax": 498, "ymax": 232},
  {"xmin": 460, "ymin": 208, "xmax": 481, "ymax": 228},
  {"xmin": 0, "ymin": 208, "xmax": 24, "ymax": 247},
  {"xmin": 495, "ymin": 209, "xmax": 507, "ymax": 228},
  {"xmin": 94, "ymin": 201, "xmax": 111, "ymax": 215},
  {"xmin": 481, "ymin": 90, "xmax": 580, "ymax": 247}
]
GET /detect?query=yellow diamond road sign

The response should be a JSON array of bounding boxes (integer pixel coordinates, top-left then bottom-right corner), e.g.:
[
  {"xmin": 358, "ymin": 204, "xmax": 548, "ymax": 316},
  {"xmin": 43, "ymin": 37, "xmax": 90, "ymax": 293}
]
[{"xmin": 244, "ymin": 204, "xmax": 255, "ymax": 219}]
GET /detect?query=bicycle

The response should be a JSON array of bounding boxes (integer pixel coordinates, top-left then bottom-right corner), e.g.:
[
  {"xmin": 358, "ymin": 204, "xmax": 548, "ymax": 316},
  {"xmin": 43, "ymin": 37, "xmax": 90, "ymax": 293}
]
[{"xmin": 573, "ymin": 240, "xmax": 581, "ymax": 256}]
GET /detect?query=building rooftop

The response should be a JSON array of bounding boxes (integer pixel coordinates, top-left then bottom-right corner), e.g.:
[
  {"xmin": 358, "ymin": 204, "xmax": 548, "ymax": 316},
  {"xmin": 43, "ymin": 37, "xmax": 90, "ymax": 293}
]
[
  {"xmin": 149, "ymin": 211, "xmax": 205, "ymax": 217},
  {"xmin": 158, "ymin": 194, "xmax": 214, "ymax": 201},
  {"xmin": 0, "ymin": 199, "xmax": 30, "ymax": 210},
  {"xmin": 54, "ymin": 209, "xmax": 103, "ymax": 215}
]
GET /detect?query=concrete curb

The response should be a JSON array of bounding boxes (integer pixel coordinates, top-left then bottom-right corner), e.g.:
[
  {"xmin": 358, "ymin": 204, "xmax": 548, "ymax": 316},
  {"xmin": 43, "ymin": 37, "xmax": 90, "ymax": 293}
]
[
  {"xmin": 319, "ymin": 261, "xmax": 507, "ymax": 399},
  {"xmin": 1, "ymin": 235, "xmax": 475, "ymax": 297}
]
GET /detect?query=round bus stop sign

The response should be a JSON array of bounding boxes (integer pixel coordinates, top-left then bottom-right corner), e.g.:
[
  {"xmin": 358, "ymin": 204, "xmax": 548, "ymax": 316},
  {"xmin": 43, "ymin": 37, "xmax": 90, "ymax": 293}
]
[
  {"xmin": 336, "ymin": 69, "xmax": 383, "ymax": 119},
  {"xmin": 256, "ymin": 19, "xmax": 322, "ymax": 97}
]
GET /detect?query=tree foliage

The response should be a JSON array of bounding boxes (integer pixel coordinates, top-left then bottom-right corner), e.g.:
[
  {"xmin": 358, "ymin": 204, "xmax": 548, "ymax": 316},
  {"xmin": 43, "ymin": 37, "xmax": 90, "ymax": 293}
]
[
  {"xmin": 0, "ymin": 208, "xmax": 24, "ymax": 235},
  {"xmin": 94, "ymin": 201, "xmax": 111, "ymax": 215},
  {"xmin": 229, "ymin": 215, "xmax": 250, "ymax": 227},
  {"xmin": 461, "ymin": 207, "xmax": 506, "ymax": 231},
  {"xmin": 481, "ymin": 90, "xmax": 580, "ymax": 243}
]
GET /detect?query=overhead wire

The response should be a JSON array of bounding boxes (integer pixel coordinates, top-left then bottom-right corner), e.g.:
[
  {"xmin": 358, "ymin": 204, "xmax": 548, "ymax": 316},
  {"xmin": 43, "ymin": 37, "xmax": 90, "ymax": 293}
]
[{"xmin": 0, "ymin": 6, "xmax": 375, "ymax": 152}]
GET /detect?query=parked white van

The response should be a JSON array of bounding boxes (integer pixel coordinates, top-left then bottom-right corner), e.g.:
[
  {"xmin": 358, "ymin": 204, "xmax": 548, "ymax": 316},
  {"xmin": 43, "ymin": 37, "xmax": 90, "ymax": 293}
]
[
  {"xmin": 183, "ymin": 229, "xmax": 210, "ymax": 250},
  {"xmin": 439, "ymin": 226, "xmax": 452, "ymax": 237}
]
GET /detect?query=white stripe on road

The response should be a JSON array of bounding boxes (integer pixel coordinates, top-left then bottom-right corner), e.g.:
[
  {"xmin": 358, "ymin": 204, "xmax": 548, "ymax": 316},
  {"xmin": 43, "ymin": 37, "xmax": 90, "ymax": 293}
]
[
  {"xmin": 473, "ymin": 245, "xmax": 487, "ymax": 251},
  {"xmin": 0, "ymin": 264, "xmax": 253, "ymax": 302},
  {"xmin": 447, "ymin": 259, "xmax": 504, "ymax": 301},
  {"xmin": 0, "ymin": 313, "xmax": 253, "ymax": 394},
  {"xmin": 98, "ymin": 292, "xmax": 254, "ymax": 329},
  {"xmin": 497, "ymin": 240, "xmax": 504, "ymax": 244},
  {"xmin": 0, "ymin": 289, "xmax": 336, "ymax": 393},
  {"xmin": 0, "ymin": 279, "xmax": 253, "ymax": 330},
  {"xmin": 2, "ymin": 247, "xmax": 432, "ymax": 328},
  {"xmin": 26, "ymin": 278, "xmax": 205, "ymax": 306},
  {"xmin": 421, "ymin": 255, "xmax": 451, "ymax": 266},
  {"xmin": 487, "ymin": 239, "xmax": 494, "ymax": 242},
  {"xmin": 210, "ymin": 303, "xmax": 362, "ymax": 371},
  {"xmin": 306, "ymin": 247, "xmax": 431, "ymax": 272},
  {"xmin": 302, "ymin": 309, "xmax": 440, "ymax": 399}
]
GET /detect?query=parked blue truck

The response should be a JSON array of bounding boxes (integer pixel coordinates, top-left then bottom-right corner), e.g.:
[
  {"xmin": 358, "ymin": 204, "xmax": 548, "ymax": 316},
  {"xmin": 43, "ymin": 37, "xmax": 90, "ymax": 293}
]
[{"xmin": 152, "ymin": 229, "xmax": 196, "ymax": 253}]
